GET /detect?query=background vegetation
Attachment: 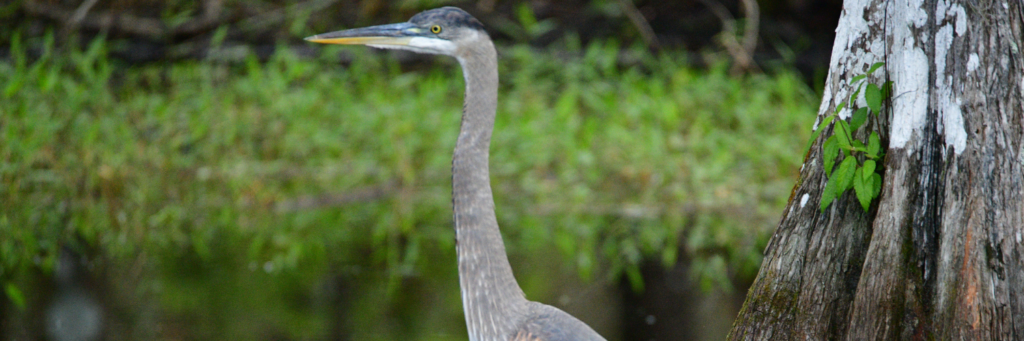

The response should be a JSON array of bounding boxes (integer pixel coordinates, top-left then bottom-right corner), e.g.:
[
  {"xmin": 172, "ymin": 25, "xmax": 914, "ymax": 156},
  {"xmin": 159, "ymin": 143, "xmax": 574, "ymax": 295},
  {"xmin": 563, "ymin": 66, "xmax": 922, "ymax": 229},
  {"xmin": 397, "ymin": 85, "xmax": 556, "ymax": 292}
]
[{"xmin": 1, "ymin": 0, "xmax": 834, "ymax": 339}]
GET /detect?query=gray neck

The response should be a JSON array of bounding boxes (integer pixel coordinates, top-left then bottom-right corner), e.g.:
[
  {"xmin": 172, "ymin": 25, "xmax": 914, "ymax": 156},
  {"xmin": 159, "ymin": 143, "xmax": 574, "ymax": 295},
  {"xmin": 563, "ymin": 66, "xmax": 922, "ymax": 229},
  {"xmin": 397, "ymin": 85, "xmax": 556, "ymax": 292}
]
[{"xmin": 452, "ymin": 38, "xmax": 528, "ymax": 340}]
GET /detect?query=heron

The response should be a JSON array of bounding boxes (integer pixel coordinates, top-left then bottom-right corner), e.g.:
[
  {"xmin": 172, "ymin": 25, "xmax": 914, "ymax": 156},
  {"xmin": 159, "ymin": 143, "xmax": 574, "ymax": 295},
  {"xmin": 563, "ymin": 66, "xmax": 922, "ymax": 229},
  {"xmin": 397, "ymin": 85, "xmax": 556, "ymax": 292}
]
[{"xmin": 306, "ymin": 7, "xmax": 606, "ymax": 341}]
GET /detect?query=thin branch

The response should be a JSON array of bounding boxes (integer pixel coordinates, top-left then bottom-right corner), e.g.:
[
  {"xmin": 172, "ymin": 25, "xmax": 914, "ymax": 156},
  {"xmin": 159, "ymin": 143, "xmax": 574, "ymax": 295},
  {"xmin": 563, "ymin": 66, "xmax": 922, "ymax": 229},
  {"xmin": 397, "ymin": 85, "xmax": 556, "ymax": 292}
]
[
  {"xmin": 25, "ymin": 0, "xmax": 164, "ymax": 37},
  {"xmin": 24, "ymin": 0, "xmax": 227, "ymax": 39},
  {"xmin": 274, "ymin": 182, "xmax": 398, "ymax": 212},
  {"xmin": 698, "ymin": 0, "xmax": 761, "ymax": 74},
  {"xmin": 477, "ymin": 0, "xmax": 497, "ymax": 12},
  {"xmin": 236, "ymin": 0, "xmax": 340, "ymax": 34},
  {"xmin": 68, "ymin": 0, "xmax": 100, "ymax": 29},
  {"xmin": 616, "ymin": 0, "xmax": 661, "ymax": 50},
  {"xmin": 174, "ymin": 0, "xmax": 225, "ymax": 36},
  {"xmin": 739, "ymin": 0, "xmax": 759, "ymax": 59}
]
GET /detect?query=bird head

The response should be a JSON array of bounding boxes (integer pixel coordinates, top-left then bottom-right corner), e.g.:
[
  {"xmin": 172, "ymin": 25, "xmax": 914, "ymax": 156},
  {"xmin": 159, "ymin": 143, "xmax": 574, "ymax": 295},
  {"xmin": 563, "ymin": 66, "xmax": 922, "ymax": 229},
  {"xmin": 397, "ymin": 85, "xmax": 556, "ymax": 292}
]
[{"xmin": 305, "ymin": 7, "xmax": 487, "ymax": 58}]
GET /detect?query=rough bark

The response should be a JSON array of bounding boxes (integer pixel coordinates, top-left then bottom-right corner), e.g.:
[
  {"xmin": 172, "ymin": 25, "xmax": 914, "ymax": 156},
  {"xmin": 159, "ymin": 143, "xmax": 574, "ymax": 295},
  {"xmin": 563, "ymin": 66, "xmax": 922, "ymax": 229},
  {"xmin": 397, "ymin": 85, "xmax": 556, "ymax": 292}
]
[{"xmin": 729, "ymin": 0, "xmax": 1024, "ymax": 339}]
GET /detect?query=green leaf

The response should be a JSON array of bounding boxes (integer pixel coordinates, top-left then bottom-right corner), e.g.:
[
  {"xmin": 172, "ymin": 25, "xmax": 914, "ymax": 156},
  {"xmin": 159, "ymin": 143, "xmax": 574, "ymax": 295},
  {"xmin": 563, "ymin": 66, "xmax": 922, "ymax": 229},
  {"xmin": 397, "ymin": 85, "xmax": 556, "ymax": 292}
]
[
  {"xmin": 863, "ymin": 160, "xmax": 876, "ymax": 179},
  {"xmin": 516, "ymin": 3, "xmax": 540, "ymax": 29},
  {"xmin": 868, "ymin": 132, "xmax": 881, "ymax": 157},
  {"xmin": 3, "ymin": 77, "xmax": 22, "ymax": 98},
  {"xmin": 211, "ymin": 26, "xmax": 229, "ymax": 48},
  {"xmin": 835, "ymin": 120, "xmax": 852, "ymax": 150},
  {"xmin": 871, "ymin": 173, "xmax": 883, "ymax": 197},
  {"xmin": 865, "ymin": 83, "xmax": 882, "ymax": 113},
  {"xmin": 868, "ymin": 62, "xmax": 885, "ymax": 74},
  {"xmin": 850, "ymin": 107, "xmax": 868, "ymax": 131},
  {"xmin": 805, "ymin": 130, "xmax": 823, "ymax": 155},
  {"xmin": 819, "ymin": 115, "xmax": 835, "ymax": 131},
  {"xmin": 834, "ymin": 157, "xmax": 857, "ymax": 192},
  {"xmin": 820, "ymin": 175, "xmax": 838, "ymax": 212},
  {"xmin": 4, "ymin": 283, "xmax": 25, "ymax": 310},
  {"xmin": 852, "ymin": 144, "xmax": 867, "ymax": 154},
  {"xmin": 823, "ymin": 135, "xmax": 839, "ymax": 177},
  {"xmin": 806, "ymin": 115, "xmax": 837, "ymax": 153},
  {"xmin": 854, "ymin": 167, "xmax": 872, "ymax": 211},
  {"xmin": 625, "ymin": 266, "xmax": 644, "ymax": 292},
  {"xmin": 849, "ymin": 74, "xmax": 867, "ymax": 85},
  {"xmin": 850, "ymin": 83, "xmax": 864, "ymax": 107},
  {"xmin": 835, "ymin": 101, "xmax": 846, "ymax": 114}
]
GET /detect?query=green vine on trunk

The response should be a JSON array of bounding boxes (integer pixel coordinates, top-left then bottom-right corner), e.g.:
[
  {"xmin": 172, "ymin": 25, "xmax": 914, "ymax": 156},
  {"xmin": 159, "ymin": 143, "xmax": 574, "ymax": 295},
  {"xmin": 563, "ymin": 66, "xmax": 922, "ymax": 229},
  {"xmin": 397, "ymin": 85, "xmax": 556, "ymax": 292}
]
[{"xmin": 810, "ymin": 62, "xmax": 891, "ymax": 212}]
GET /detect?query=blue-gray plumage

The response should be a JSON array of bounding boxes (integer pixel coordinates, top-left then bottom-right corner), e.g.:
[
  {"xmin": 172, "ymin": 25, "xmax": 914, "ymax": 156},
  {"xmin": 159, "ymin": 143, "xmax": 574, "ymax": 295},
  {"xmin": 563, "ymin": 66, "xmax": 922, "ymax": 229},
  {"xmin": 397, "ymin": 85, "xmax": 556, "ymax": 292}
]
[{"xmin": 306, "ymin": 7, "xmax": 605, "ymax": 341}]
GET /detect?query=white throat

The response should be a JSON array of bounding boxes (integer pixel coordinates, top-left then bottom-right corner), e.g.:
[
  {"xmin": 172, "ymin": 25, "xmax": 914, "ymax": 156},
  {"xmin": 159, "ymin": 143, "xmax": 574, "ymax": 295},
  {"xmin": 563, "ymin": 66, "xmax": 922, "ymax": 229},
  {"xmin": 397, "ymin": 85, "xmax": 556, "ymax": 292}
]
[{"xmin": 368, "ymin": 36, "xmax": 458, "ymax": 55}]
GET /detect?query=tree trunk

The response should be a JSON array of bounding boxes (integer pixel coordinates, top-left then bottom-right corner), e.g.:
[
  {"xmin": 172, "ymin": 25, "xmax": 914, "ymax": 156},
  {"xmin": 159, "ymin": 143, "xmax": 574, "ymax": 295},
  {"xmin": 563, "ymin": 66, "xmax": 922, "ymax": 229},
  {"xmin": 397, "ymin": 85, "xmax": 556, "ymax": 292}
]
[{"xmin": 729, "ymin": 0, "xmax": 1024, "ymax": 339}]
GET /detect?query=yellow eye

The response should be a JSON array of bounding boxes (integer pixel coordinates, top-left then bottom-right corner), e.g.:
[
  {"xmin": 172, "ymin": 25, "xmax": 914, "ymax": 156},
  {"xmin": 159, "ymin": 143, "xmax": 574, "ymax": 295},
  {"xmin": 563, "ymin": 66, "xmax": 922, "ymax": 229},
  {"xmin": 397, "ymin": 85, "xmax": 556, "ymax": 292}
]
[{"xmin": 430, "ymin": 25, "xmax": 442, "ymax": 34}]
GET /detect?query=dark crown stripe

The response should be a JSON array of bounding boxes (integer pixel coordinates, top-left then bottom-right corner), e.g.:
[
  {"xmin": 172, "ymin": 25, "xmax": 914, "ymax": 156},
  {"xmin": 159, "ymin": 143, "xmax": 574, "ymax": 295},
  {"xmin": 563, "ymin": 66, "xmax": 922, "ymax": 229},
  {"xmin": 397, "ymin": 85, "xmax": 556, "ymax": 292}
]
[{"xmin": 409, "ymin": 7, "xmax": 485, "ymax": 31}]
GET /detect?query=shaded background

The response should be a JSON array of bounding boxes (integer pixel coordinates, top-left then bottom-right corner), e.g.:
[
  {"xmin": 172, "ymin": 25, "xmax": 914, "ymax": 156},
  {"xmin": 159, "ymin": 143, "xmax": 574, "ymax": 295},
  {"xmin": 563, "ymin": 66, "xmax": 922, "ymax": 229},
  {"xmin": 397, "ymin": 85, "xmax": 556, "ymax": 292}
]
[{"xmin": 1, "ymin": 0, "xmax": 840, "ymax": 340}]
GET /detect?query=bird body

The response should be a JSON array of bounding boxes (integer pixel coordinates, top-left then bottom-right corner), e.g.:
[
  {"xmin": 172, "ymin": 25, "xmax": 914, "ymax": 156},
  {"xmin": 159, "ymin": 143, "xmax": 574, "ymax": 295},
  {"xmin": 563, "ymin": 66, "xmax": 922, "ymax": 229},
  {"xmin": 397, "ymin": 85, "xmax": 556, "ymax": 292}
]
[{"xmin": 307, "ymin": 7, "xmax": 605, "ymax": 341}]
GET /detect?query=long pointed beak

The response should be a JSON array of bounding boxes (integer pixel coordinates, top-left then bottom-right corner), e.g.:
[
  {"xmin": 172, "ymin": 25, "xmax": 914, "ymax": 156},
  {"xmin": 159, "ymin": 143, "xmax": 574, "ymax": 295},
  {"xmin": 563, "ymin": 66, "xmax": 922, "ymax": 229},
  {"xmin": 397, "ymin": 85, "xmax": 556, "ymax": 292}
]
[{"xmin": 305, "ymin": 23, "xmax": 422, "ymax": 46}]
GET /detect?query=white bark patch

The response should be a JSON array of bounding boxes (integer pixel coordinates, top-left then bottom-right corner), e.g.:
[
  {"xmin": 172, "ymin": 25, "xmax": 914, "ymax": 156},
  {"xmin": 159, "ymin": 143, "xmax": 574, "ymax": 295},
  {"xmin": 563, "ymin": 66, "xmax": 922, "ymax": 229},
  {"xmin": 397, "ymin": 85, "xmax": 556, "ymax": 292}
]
[
  {"xmin": 907, "ymin": 0, "xmax": 930, "ymax": 28},
  {"xmin": 833, "ymin": 0, "xmax": 869, "ymax": 51},
  {"xmin": 966, "ymin": 54, "xmax": 980, "ymax": 72},
  {"xmin": 890, "ymin": 46, "xmax": 929, "ymax": 149},
  {"xmin": 934, "ymin": 23, "xmax": 968, "ymax": 155},
  {"xmin": 838, "ymin": 106, "xmax": 852, "ymax": 120},
  {"xmin": 934, "ymin": 24, "xmax": 951, "ymax": 75},
  {"xmin": 936, "ymin": 0, "xmax": 967, "ymax": 34},
  {"xmin": 889, "ymin": 0, "xmax": 931, "ymax": 150},
  {"xmin": 817, "ymin": 0, "xmax": 886, "ymax": 130},
  {"xmin": 941, "ymin": 98, "xmax": 967, "ymax": 154},
  {"xmin": 951, "ymin": 5, "xmax": 967, "ymax": 35},
  {"xmin": 800, "ymin": 193, "xmax": 810, "ymax": 208},
  {"xmin": 937, "ymin": 0, "xmax": 949, "ymax": 24}
]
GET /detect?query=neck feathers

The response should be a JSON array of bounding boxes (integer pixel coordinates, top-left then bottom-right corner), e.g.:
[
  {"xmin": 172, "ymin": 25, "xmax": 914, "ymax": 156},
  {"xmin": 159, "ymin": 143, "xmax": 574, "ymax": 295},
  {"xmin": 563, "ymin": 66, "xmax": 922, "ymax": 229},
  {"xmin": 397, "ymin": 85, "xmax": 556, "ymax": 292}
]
[{"xmin": 451, "ymin": 35, "xmax": 529, "ymax": 340}]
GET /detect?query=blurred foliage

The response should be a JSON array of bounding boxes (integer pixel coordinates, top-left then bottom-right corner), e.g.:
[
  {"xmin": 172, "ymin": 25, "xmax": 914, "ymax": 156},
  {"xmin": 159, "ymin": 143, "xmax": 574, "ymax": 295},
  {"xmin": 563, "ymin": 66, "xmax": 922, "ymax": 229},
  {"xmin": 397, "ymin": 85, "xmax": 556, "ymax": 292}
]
[
  {"xmin": 0, "ymin": 29, "xmax": 816, "ymax": 339},
  {"xmin": 490, "ymin": 2, "xmax": 557, "ymax": 43},
  {"xmin": 3, "ymin": 0, "xmax": 842, "ymax": 69}
]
